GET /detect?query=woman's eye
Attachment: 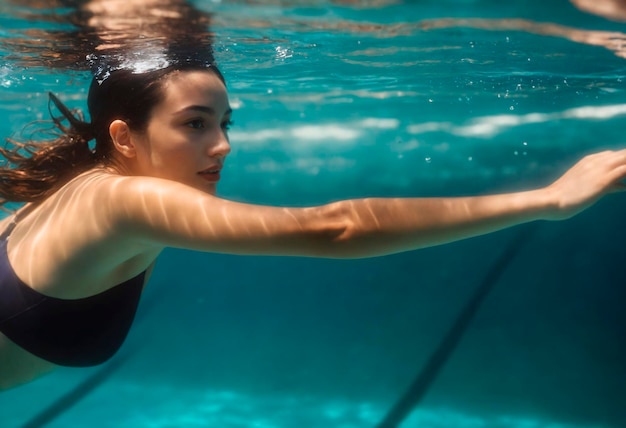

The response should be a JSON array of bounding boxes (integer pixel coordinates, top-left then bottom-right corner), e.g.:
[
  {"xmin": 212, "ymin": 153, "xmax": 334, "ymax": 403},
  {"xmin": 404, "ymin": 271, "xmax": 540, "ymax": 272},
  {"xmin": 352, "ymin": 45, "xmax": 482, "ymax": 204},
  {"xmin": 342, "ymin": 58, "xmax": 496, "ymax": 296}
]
[
  {"xmin": 186, "ymin": 119, "xmax": 205, "ymax": 129},
  {"xmin": 221, "ymin": 120, "xmax": 234, "ymax": 131}
]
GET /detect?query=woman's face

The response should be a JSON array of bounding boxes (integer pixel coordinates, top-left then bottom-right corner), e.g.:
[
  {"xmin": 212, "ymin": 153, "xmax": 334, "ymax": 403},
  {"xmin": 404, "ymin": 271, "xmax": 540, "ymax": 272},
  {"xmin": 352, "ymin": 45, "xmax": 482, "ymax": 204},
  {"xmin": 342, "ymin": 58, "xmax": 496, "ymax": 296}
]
[{"xmin": 131, "ymin": 69, "xmax": 232, "ymax": 194}]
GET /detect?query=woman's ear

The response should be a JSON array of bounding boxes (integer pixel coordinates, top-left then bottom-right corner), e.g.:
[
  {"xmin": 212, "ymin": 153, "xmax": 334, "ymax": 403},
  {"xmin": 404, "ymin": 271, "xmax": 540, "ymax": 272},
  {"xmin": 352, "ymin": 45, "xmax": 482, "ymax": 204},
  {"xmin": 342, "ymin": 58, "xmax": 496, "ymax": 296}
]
[{"xmin": 109, "ymin": 120, "xmax": 137, "ymax": 158}]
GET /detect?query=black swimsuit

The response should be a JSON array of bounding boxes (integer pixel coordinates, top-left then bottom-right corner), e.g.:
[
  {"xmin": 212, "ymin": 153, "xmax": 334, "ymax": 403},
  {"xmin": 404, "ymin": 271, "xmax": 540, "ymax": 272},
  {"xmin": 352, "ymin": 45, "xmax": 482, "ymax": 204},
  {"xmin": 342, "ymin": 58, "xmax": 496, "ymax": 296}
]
[{"xmin": 0, "ymin": 217, "xmax": 145, "ymax": 367}]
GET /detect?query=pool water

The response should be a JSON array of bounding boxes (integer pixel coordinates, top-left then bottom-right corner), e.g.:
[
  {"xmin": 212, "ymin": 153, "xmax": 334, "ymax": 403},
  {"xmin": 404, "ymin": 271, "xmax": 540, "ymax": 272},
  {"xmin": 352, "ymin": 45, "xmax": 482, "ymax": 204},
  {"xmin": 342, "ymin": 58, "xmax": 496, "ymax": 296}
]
[{"xmin": 1, "ymin": 0, "xmax": 626, "ymax": 427}]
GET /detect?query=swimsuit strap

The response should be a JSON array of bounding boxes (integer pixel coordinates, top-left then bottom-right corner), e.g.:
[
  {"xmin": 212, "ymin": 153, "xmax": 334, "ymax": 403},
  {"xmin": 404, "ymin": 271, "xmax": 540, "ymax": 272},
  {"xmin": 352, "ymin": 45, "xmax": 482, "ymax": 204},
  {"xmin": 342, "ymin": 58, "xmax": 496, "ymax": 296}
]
[
  {"xmin": 0, "ymin": 220, "xmax": 16, "ymax": 242},
  {"xmin": 0, "ymin": 204, "xmax": 39, "ymax": 241}
]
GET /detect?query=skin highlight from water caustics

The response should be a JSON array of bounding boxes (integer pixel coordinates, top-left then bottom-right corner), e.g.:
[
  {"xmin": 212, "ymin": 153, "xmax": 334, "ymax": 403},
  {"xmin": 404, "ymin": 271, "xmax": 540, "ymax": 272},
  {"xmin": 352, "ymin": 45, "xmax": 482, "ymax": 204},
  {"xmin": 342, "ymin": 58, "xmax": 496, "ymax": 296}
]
[{"xmin": 0, "ymin": 0, "xmax": 625, "ymax": 402}]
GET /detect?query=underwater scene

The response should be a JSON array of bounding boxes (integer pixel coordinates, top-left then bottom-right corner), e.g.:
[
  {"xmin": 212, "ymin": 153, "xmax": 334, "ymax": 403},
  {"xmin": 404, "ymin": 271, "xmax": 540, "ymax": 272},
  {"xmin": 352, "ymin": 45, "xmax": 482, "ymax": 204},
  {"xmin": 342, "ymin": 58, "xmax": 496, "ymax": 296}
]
[{"xmin": 1, "ymin": 0, "xmax": 626, "ymax": 426}]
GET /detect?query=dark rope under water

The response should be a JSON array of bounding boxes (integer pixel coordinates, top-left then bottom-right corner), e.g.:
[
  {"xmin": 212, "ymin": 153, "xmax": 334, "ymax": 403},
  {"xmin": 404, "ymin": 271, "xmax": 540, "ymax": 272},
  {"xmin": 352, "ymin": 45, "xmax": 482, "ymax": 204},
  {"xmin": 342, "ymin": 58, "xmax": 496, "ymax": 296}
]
[
  {"xmin": 18, "ymin": 292, "xmax": 160, "ymax": 428},
  {"xmin": 20, "ymin": 354, "xmax": 129, "ymax": 428},
  {"xmin": 375, "ymin": 223, "xmax": 538, "ymax": 428},
  {"xmin": 18, "ymin": 224, "xmax": 536, "ymax": 428}
]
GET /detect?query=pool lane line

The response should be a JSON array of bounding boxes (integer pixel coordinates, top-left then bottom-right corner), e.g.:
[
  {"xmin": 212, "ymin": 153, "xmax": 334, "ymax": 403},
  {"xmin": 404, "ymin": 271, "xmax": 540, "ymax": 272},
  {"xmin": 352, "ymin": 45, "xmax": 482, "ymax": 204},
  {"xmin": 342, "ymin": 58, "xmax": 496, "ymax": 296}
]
[
  {"xmin": 20, "ymin": 353, "xmax": 130, "ymax": 428},
  {"xmin": 19, "ymin": 290, "xmax": 160, "ymax": 428},
  {"xmin": 375, "ymin": 223, "xmax": 538, "ymax": 428}
]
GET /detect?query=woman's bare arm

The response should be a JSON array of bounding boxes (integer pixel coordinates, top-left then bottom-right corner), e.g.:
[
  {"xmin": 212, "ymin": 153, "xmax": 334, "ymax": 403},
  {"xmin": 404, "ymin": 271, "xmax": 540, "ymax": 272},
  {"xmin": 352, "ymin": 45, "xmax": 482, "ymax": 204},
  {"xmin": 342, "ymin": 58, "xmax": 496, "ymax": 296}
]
[{"xmin": 112, "ymin": 150, "xmax": 626, "ymax": 259}]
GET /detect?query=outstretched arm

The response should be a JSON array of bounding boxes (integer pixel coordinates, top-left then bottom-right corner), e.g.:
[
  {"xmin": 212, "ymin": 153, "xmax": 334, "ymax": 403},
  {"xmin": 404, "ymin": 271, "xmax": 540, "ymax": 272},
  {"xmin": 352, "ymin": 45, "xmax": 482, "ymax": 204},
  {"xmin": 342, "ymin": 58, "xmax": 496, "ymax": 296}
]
[{"xmin": 114, "ymin": 150, "xmax": 626, "ymax": 259}]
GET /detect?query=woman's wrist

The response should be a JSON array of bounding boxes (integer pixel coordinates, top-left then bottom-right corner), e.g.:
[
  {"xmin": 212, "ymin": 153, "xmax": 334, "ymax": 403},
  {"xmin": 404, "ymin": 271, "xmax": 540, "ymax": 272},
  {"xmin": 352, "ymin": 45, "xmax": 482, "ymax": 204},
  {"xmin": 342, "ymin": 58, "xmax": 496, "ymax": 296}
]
[{"xmin": 530, "ymin": 186, "xmax": 564, "ymax": 221}]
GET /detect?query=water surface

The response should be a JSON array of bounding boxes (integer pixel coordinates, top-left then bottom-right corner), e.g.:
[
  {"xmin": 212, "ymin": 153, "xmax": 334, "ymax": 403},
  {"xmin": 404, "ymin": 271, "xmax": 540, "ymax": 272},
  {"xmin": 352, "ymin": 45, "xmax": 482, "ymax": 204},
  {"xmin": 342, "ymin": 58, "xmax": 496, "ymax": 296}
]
[{"xmin": 1, "ymin": 1, "xmax": 626, "ymax": 427}]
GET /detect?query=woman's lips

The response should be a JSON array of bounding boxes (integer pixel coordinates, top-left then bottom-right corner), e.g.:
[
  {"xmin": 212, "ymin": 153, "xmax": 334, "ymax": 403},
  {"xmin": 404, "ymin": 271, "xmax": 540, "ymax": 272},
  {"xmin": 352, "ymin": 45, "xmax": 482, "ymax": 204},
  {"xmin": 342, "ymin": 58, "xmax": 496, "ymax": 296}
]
[{"xmin": 198, "ymin": 167, "xmax": 221, "ymax": 182}]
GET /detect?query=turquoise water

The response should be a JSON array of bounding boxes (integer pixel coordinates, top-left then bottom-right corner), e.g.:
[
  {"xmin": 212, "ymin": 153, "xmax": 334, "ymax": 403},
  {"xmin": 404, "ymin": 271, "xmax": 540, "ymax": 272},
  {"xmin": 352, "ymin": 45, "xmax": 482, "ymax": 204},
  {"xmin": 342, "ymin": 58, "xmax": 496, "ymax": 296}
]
[{"xmin": 2, "ymin": 0, "xmax": 626, "ymax": 427}]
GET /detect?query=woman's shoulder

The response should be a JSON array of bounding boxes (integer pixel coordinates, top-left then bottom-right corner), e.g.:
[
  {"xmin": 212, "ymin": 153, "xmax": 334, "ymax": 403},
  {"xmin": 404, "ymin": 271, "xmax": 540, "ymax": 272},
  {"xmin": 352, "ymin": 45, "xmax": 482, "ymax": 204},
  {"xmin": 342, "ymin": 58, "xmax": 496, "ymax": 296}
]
[
  {"xmin": 12, "ymin": 168, "xmax": 193, "ymax": 241},
  {"xmin": 56, "ymin": 168, "xmax": 200, "ymax": 210},
  {"xmin": 7, "ymin": 169, "xmax": 189, "ymax": 270},
  {"xmin": 63, "ymin": 168, "xmax": 202, "ymax": 196},
  {"xmin": 6, "ymin": 169, "xmax": 167, "ymax": 297},
  {"xmin": 51, "ymin": 168, "xmax": 217, "ymax": 241}
]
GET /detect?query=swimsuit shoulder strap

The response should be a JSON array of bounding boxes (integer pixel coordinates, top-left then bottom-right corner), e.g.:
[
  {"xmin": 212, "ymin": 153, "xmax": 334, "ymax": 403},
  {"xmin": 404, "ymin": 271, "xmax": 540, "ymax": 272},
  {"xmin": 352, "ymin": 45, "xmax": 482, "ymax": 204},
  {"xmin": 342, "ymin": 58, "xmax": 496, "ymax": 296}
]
[{"xmin": 0, "ymin": 204, "xmax": 39, "ymax": 241}]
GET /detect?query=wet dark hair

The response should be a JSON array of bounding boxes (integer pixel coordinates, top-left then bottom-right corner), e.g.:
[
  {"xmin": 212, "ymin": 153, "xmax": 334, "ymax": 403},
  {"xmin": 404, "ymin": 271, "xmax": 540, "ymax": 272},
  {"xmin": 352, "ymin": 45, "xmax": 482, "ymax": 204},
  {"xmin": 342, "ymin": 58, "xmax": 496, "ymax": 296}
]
[
  {"xmin": 0, "ymin": 63, "xmax": 226, "ymax": 207},
  {"xmin": 87, "ymin": 63, "xmax": 225, "ymax": 160}
]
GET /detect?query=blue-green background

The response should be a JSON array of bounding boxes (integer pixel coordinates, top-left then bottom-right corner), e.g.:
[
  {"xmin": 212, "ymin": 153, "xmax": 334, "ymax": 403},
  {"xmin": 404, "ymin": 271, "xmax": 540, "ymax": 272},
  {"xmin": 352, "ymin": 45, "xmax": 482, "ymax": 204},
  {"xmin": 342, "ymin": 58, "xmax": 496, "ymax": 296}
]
[{"xmin": 1, "ymin": 0, "xmax": 626, "ymax": 426}]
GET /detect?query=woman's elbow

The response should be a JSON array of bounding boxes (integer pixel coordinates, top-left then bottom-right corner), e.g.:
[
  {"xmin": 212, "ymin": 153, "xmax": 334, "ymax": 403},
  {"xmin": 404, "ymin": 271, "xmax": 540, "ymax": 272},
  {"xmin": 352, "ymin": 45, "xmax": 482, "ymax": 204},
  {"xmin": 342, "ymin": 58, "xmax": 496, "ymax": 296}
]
[{"xmin": 301, "ymin": 202, "xmax": 363, "ymax": 258}]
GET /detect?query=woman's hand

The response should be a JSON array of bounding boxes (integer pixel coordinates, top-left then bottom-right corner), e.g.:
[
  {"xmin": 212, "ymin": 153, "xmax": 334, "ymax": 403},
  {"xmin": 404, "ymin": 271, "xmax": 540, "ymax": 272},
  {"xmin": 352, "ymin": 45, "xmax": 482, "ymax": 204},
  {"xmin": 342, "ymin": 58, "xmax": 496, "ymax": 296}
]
[{"xmin": 545, "ymin": 149, "xmax": 626, "ymax": 220}]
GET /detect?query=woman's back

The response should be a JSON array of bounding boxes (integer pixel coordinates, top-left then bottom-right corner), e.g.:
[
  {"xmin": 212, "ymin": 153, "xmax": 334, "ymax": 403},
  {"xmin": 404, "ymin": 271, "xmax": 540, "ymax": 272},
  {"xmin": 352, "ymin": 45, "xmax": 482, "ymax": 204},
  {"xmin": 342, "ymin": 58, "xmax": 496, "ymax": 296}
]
[
  {"xmin": 0, "ymin": 169, "xmax": 159, "ymax": 389},
  {"xmin": 4, "ymin": 169, "xmax": 159, "ymax": 299}
]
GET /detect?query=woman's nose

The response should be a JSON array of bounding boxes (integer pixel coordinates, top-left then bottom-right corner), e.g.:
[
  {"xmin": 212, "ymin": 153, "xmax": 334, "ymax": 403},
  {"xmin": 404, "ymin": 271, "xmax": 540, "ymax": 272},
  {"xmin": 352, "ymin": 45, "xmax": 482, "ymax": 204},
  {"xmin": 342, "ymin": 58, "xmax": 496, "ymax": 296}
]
[{"xmin": 209, "ymin": 131, "xmax": 231, "ymax": 158}]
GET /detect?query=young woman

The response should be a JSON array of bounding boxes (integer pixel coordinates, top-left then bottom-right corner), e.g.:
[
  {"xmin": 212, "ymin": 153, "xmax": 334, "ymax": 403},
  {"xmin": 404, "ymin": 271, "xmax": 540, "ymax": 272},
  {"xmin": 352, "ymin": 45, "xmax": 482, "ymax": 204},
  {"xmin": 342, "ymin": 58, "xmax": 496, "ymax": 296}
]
[{"xmin": 0, "ymin": 61, "xmax": 625, "ymax": 390}]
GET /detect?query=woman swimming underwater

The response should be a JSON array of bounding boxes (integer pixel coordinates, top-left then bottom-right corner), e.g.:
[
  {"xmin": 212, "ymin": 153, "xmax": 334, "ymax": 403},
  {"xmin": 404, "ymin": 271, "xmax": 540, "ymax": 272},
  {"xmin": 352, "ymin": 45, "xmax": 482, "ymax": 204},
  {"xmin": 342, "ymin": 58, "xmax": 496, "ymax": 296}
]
[{"xmin": 0, "ymin": 60, "xmax": 625, "ymax": 390}]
